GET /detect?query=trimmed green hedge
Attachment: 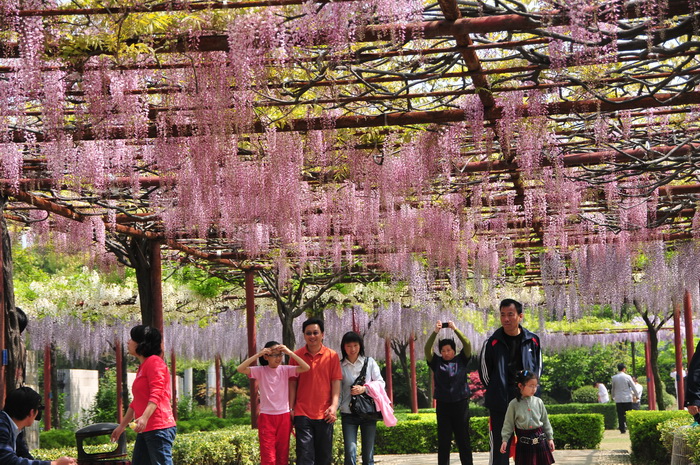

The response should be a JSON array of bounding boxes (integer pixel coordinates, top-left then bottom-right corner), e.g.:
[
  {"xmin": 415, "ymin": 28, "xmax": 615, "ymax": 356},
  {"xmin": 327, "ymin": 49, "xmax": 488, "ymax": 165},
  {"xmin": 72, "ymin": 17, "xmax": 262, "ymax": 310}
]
[
  {"xmin": 39, "ymin": 425, "xmax": 137, "ymax": 448},
  {"xmin": 627, "ymin": 409, "xmax": 692, "ymax": 465},
  {"xmin": 550, "ymin": 414, "xmax": 603, "ymax": 449},
  {"xmin": 373, "ymin": 416, "xmax": 490, "ymax": 454},
  {"xmin": 171, "ymin": 428, "xmax": 261, "ymax": 465},
  {"xmin": 679, "ymin": 423, "xmax": 700, "ymax": 465},
  {"xmin": 37, "ymin": 418, "xmax": 235, "ymax": 448},
  {"xmin": 571, "ymin": 386, "xmax": 599, "ymax": 404},
  {"xmin": 375, "ymin": 414, "xmax": 601, "ymax": 453},
  {"xmin": 38, "ymin": 429, "xmax": 77, "ymax": 449},
  {"xmin": 35, "ymin": 425, "xmax": 340, "ymax": 465},
  {"xmin": 546, "ymin": 402, "xmax": 618, "ymax": 430},
  {"xmin": 35, "ymin": 413, "xmax": 603, "ymax": 464},
  {"xmin": 421, "ymin": 403, "xmax": 617, "ymax": 430},
  {"xmin": 176, "ymin": 417, "xmax": 240, "ymax": 433},
  {"xmin": 657, "ymin": 416, "xmax": 696, "ymax": 456},
  {"xmin": 412, "ymin": 406, "xmax": 489, "ymax": 419}
]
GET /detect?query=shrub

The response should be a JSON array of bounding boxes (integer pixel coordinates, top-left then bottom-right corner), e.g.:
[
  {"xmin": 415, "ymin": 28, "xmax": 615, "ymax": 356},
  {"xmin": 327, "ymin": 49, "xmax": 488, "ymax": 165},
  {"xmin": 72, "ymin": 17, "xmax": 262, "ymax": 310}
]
[
  {"xmin": 225, "ymin": 386, "xmax": 250, "ymax": 418},
  {"xmin": 661, "ymin": 390, "xmax": 678, "ymax": 410},
  {"xmin": 39, "ymin": 426, "xmax": 136, "ymax": 449},
  {"xmin": 39, "ymin": 429, "xmax": 76, "ymax": 449},
  {"xmin": 469, "ymin": 405, "xmax": 489, "ymax": 418},
  {"xmin": 375, "ymin": 413, "xmax": 600, "ymax": 453},
  {"xmin": 34, "ymin": 413, "xmax": 604, "ymax": 463},
  {"xmin": 571, "ymin": 386, "xmax": 599, "ymax": 404},
  {"xmin": 468, "ymin": 371, "xmax": 486, "ymax": 406},
  {"xmin": 407, "ymin": 406, "xmax": 489, "ymax": 418},
  {"xmin": 546, "ymin": 403, "xmax": 618, "ymax": 430},
  {"xmin": 682, "ymin": 423, "xmax": 700, "ymax": 465},
  {"xmin": 33, "ymin": 446, "xmax": 77, "ymax": 461},
  {"xmin": 86, "ymin": 368, "xmax": 119, "ymax": 424},
  {"xmin": 657, "ymin": 416, "xmax": 695, "ymax": 454},
  {"xmin": 172, "ymin": 428, "xmax": 261, "ymax": 465},
  {"xmin": 375, "ymin": 418, "xmax": 437, "ymax": 454},
  {"xmin": 539, "ymin": 394, "xmax": 559, "ymax": 405},
  {"xmin": 627, "ymin": 409, "xmax": 692, "ymax": 465},
  {"xmin": 550, "ymin": 414, "xmax": 603, "ymax": 449},
  {"xmin": 177, "ymin": 397, "xmax": 195, "ymax": 421},
  {"xmin": 469, "ymin": 417, "xmax": 489, "ymax": 452},
  {"xmin": 176, "ymin": 417, "xmax": 238, "ymax": 433}
]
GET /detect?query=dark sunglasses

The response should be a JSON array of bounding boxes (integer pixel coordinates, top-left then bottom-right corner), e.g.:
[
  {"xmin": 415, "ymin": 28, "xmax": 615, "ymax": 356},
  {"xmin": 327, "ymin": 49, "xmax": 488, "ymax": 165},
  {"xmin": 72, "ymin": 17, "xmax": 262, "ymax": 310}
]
[{"xmin": 35, "ymin": 405, "xmax": 44, "ymax": 421}]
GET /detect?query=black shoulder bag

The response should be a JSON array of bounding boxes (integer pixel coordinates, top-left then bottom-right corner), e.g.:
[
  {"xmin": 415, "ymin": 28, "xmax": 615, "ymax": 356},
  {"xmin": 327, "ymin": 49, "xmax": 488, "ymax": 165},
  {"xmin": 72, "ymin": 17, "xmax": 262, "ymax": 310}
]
[{"xmin": 349, "ymin": 358, "xmax": 383, "ymax": 421}]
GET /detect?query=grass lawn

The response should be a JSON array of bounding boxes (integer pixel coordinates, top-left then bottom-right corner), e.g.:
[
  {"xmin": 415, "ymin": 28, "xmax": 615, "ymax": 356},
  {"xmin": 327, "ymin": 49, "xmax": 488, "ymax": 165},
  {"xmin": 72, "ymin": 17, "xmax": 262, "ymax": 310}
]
[{"xmin": 599, "ymin": 430, "xmax": 631, "ymax": 451}]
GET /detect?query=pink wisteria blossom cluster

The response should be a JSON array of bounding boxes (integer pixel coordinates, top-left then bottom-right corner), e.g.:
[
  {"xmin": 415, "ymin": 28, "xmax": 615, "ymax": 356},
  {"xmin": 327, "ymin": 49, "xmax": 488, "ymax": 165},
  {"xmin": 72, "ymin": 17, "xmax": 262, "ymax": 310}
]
[
  {"xmin": 0, "ymin": 0, "xmax": 695, "ymax": 321},
  {"xmin": 541, "ymin": 241, "xmax": 700, "ymax": 320}
]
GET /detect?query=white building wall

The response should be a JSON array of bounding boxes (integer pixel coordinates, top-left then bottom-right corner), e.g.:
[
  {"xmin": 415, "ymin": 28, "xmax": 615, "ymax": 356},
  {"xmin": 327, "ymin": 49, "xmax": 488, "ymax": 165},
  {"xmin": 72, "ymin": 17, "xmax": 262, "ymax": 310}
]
[
  {"xmin": 57, "ymin": 369, "xmax": 183, "ymax": 425},
  {"xmin": 57, "ymin": 369, "xmax": 99, "ymax": 426}
]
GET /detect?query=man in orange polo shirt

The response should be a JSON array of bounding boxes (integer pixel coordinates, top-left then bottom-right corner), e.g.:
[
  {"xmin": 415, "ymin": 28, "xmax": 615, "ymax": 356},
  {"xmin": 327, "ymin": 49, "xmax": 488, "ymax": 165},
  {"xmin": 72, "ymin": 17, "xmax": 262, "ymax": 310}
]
[{"xmin": 289, "ymin": 317, "xmax": 342, "ymax": 465}]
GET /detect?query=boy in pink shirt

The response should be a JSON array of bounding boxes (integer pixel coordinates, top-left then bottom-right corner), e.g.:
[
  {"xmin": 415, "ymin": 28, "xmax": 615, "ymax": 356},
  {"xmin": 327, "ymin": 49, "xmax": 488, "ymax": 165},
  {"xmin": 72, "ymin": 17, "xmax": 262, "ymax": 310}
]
[{"xmin": 238, "ymin": 341, "xmax": 310, "ymax": 465}]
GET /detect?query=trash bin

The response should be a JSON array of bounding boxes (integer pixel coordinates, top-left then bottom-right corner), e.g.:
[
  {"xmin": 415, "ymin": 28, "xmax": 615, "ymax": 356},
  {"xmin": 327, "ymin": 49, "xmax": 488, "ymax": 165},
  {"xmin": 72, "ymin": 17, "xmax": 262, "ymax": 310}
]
[
  {"xmin": 76, "ymin": 423, "xmax": 130, "ymax": 465},
  {"xmin": 671, "ymin": 425, "xmax": 696, "ymax": 465}
]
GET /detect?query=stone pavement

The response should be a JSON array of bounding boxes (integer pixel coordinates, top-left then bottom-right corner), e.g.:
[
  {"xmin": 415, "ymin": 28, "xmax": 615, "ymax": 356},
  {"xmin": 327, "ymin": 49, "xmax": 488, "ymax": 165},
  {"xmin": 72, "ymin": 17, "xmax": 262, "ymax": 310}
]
[
  {"xmin": 375, "ymin": 449, "xmax": 631, "ymax": 465},
  {"xmin": 375, "ymin": 430, "xmax": 632, "ymax": 465}
]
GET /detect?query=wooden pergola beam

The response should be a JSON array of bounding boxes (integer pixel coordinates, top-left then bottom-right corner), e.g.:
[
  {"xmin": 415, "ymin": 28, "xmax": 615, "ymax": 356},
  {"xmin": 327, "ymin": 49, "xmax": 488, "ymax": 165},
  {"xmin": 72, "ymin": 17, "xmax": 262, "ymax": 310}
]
[
  {"xmin": 1, "ymin": 1, "xmax": 692, "ymax": 57},
  {"xmin": 3, "ymin": 188, "xmax": 259, "ymax": 267},
  {"xmin": 9, "ymin": 91, "xmax": 700, "ymax": 143},
  {"xmin": 16, "ymin": 0, "xmax": 360, "ymax": 16}
]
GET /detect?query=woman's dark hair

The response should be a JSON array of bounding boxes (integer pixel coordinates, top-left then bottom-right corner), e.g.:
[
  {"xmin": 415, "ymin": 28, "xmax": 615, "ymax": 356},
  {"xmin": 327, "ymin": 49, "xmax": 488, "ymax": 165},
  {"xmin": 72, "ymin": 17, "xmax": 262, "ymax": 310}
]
[
  {"xmin": 259, "ymin": 340, "xmax": 279, "ymax": 366},
  {"xmin": 4, "ymin": 387, "xmax": 43, "ymax": 420},
  {"xmin": 16, "ymin": 307, "xmax": 28, "ymax": 333},
  {"xmin": 340, "ymin": 331, "xmax": 365, "ymax": 360},
  {"xmin": 130, "ymin": 325, "xmax": 163, "ymax": 357},
  {"xmin": 438, "ymin": 338, "xmax": 456, "ymax": 352},
  {"xmin": 515, "ymin": 369, "xmax": 539, "ymax": 401}
]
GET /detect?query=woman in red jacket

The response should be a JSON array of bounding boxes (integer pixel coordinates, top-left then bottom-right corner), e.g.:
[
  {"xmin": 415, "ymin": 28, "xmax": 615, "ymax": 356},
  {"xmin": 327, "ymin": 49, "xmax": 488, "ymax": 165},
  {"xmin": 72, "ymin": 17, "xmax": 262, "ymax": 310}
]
[{"xmin": 111, "ymin": 325, "xmax": 177, "ymax": 465}]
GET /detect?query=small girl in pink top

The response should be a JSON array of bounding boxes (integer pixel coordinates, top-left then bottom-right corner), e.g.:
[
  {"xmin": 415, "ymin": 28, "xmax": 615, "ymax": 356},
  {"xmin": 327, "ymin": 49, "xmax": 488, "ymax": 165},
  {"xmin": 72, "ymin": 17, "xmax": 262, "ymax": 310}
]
[{"xmin": 237, "ymin": 341, "xmax": 310, "ymax": 465}]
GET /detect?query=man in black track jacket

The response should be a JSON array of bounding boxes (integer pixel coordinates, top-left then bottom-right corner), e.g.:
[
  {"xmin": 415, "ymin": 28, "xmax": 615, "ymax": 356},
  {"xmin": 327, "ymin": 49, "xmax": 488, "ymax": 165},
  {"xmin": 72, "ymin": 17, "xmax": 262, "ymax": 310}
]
[{"xmin": 479, "ymin": 298, "xmax": 542, "ymax": 465}]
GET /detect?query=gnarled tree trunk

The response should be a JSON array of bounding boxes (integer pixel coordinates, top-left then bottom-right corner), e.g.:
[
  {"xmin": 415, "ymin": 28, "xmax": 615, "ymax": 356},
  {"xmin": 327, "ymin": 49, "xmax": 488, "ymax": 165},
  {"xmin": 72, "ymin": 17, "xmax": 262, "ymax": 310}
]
[
  {"xmin": 0, "ymin": 196, "xmax": 24, "ymax": 401},
  {"xmin": 106, "ymin": 235, "xmax": 158, "ymax": 326}
]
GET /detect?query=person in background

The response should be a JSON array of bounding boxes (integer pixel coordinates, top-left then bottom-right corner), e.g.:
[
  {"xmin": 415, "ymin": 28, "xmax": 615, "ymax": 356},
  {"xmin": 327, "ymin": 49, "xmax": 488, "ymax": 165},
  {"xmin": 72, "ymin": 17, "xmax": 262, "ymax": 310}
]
[
  {"xmin": 339, "ymin": 331, "xmax": 384, "ymax": 465},
  {"xmin": 289, "ymin": 318, "xmax": 343, "ymax": 465},
  {"xmin": 610, "ymin": 363, "xmax": 636, "ymax": 434},
  {"xmin": 500, "ymin": 370, "xmax": 555, "ymax": 465},
  {"xmin": 111, "ymin": 325, "xmax": 176, "ymax": 465},
  {"xmin": 685, "ymin": 340, "xmax": 700, "ymax": 424},
  {"xmin": 479, "ymin": 298, "xmax": 542, "ymax": 465},
  {"xmin": 632, "ymin": 377, "xmax": 643, "ymax": 410},
  {"xmin": 0, "ymin": 387, "xmax": 76, "ymax": 465},
  {"xmin": 237, "ymin": 341, "xmax": 310, "ymax": 465},
  {"xmin": 425, "ymin": 320, "xmax": 473, "ymax": 465},
  {"xmin": 672, "ymin": 367, "xmax": 687, "ymax": 401},
  {"xmin": 596, "ymin": 382, "xmax": 609, "ymax": 403}
]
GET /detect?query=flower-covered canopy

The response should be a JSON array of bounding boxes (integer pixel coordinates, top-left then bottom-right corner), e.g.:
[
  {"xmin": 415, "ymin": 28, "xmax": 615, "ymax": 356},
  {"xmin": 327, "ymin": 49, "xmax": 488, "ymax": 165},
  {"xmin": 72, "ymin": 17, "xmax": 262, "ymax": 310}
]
[{"xmin": 1, "ymin": 0, "xmax": 699, "ymax": 300}]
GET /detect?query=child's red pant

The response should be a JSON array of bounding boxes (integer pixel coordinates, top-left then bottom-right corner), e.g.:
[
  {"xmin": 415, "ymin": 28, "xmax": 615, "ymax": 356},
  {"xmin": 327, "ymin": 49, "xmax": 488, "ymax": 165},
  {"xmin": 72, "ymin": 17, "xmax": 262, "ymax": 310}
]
[{"xmin": 258, "ymin": 412, "xmax": 293, "ymax": 465}]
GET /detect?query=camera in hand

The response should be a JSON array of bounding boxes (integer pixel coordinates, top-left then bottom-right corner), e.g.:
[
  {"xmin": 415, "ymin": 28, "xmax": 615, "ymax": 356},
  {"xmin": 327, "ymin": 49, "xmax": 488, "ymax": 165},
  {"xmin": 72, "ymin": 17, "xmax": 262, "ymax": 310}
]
[{"xmin": 441, "ymin": 322, "xmax": 449, "ymax": 328}]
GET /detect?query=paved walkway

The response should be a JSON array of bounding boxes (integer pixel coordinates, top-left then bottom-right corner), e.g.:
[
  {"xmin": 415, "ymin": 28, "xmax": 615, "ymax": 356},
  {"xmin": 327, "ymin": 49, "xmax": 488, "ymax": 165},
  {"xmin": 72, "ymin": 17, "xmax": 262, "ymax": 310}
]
[
  {"xmin": 375, "ymin": 430, "xmax": 631, "ymax": 465},
  {"xmin": 375, "ymin": 449, "xmax": 630, "ymax": 465}
]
